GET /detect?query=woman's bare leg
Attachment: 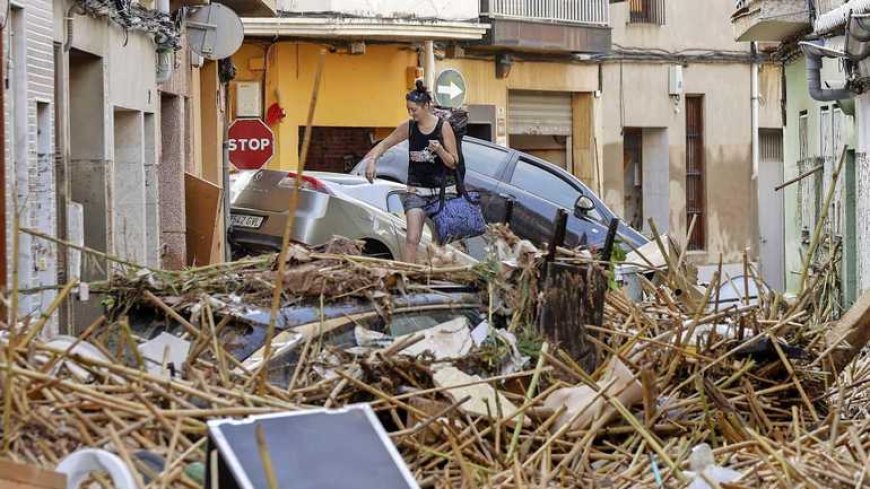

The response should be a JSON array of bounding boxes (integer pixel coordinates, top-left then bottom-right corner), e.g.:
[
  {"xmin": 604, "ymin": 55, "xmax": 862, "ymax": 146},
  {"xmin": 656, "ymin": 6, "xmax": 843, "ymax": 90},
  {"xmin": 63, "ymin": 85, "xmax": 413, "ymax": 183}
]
[{"xmin": 404, "ymin": 209, "xmax": 426, "ymax": 263}]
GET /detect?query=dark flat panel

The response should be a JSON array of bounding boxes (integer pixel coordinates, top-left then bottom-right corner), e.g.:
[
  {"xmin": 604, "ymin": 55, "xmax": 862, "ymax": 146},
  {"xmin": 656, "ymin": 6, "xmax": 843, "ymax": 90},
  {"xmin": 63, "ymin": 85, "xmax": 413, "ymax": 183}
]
[{"xmin": 207, "ymin": 406, "xmax": 418, "ymax": 489}]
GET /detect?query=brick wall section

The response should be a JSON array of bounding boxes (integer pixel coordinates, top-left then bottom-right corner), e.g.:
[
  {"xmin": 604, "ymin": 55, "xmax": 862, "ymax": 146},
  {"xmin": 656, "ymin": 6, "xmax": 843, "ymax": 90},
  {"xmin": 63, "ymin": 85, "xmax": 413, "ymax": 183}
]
[
  {"xmin": 4, "ymin": 1, "xmax": 58, "ymax": 327},
  {"xmin": 303, "ymin": 127, "xmax": 377, "ymax": 173}
]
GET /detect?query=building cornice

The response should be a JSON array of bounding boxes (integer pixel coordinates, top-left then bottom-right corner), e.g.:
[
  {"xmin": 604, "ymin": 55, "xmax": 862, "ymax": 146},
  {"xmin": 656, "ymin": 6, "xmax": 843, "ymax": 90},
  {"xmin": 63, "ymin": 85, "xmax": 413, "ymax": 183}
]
[{"xmin": 242, "ymin": 17, "xmax": 489, "ymax": 41}]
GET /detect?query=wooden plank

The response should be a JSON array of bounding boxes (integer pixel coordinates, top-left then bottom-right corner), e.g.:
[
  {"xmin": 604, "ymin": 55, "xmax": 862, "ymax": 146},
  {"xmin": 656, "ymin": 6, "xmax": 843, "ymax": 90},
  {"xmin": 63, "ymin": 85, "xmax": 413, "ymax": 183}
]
[
  {"xmin": 828, "ymin": 288, "xmax": 870, "ymax": 373},
  {"xmin": 0, "ymin": 459, "xmax": 66, "ymax": 489},
  {"xmin": 185, "ymin": 172, "xmax": 223, "ymax": 266}
]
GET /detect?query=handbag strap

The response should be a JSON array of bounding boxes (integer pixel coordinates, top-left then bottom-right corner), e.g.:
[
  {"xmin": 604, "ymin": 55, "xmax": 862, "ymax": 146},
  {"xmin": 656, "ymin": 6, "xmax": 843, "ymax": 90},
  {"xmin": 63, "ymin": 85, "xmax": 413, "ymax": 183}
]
[{"xmin": 434, "ymin": 120, "xmax": 477, "ymax": 215}]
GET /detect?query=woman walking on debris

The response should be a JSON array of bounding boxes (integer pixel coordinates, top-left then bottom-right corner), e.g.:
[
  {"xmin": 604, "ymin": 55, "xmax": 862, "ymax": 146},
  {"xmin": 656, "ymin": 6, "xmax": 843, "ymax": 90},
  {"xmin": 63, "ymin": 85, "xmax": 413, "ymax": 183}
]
[{"xmin": 363, "ymin": 80, "xmax": 459, "ymax": 263}]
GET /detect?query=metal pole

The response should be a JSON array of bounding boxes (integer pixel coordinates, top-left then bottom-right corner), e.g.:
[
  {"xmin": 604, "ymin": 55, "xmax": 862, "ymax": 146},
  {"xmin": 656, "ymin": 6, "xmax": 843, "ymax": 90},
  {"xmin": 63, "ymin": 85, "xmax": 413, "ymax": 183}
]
[
  {"xmin": 751, "ymin": 42, "xmax": 760, "ymax": 180},
  {"xmin": 503, "ymin": 199, "xmax": 514, "ymax": 224},
  {"xmin": 424, "ymin": 40, "xmax": 436, "ymax": 90},
  {"xmin": 751, "ymin": 42, "xmax": 761, "ymax": 280},
  {"xmin": 601, "ymin": 218, "xmax": 620, "ymax": 262},
  {"xmin": 223, "ymin": 81, "xmax": 232, "ymax": 263},
  {"xmin": 546, "ymin": 209, "xmax": 569, "ymax": 263}
]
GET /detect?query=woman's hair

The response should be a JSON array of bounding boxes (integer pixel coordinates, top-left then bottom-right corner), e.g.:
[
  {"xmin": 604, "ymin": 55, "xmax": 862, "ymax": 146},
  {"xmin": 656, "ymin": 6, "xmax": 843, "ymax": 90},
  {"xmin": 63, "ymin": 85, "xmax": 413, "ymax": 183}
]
[{"xmin": 406, "ymin": 79, "xmax": 432, "ymax": 105}]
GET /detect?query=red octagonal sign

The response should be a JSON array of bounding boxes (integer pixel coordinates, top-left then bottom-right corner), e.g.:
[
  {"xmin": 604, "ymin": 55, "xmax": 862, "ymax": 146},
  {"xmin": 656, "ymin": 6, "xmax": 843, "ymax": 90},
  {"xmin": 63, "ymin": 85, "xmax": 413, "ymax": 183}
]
[{"xmin": 228, "ymin": 119, "xmax": 275, "ymax": 170}]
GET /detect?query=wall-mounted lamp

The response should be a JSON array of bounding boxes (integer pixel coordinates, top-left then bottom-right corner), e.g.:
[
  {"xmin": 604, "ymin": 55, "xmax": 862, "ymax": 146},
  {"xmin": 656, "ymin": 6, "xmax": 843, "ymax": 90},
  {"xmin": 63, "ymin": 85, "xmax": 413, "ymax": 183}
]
[{"xmin": 495, "ymin": 53, "xmax": 513, "ymax": 79}]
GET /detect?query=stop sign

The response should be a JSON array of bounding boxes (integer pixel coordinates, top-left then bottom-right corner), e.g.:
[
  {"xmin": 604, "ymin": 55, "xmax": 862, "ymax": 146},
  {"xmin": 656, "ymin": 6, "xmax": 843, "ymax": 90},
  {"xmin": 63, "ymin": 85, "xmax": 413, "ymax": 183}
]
[{"xmin": 228, "ymin": 119, "xmax": 275, "ymax": 170}]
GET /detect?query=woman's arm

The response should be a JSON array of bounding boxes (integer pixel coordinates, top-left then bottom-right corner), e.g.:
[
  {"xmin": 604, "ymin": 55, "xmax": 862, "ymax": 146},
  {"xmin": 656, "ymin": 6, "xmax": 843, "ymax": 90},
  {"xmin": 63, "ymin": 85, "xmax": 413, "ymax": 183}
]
[
  {"xmin": 368, "ymin": 120, "xmax": 410, "ymax": 161},
  {"xmin": 364, "ymin": 120, "xmax": 410, "ymax": 182}
]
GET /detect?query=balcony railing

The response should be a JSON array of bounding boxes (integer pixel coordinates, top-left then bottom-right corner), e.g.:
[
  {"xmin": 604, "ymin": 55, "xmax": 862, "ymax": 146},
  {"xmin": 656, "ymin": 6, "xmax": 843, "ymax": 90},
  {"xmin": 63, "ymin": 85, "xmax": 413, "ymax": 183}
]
[{"xmin": 481, "ymin": 0, "xmax": 610, "ymax": 27}]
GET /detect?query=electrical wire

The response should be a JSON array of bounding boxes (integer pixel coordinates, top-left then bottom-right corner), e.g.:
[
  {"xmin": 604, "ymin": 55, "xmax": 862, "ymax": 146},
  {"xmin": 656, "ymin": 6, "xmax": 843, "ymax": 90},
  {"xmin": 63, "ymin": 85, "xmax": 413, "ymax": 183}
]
[
  {"xmin": 75, "ymin": 0, "xmax": 182, "ymax": 51},
  {"xmin": 584, "ymin": 44, "xmax": 760, "ymax": 64}
]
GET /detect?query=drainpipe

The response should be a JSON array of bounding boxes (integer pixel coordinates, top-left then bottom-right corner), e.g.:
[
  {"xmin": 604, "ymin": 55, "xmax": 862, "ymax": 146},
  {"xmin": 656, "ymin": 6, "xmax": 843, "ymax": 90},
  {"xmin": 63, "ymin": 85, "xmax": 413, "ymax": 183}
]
[
  {"xmin": 751, "ymin": 42, "xmax": 759, "ymax": 180},
  {"xmin": 155, "ymin": 0, "xmax": 174, "ymax": 84},
  {"xmin": 851, "ymin": 16, "xmax": 870, "ymax": 42},
  {"xmin": 847, "ymin": 15, "xmax": 870, "ymax": 61},
  {"xmin": 801, "ymin": 42, "xmax": 853, "ymax": 102},
  {"xmin": 751, "ymin": 42, "xmax": 762, "ymax": 277}
]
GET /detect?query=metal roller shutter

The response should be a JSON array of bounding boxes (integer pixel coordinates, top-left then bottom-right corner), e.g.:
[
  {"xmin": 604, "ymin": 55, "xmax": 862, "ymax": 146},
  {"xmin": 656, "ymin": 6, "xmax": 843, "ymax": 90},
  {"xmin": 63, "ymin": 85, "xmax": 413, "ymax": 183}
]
[{"xmin": 508, "ymin": 91, "xmax": 573, "ymax": 136}]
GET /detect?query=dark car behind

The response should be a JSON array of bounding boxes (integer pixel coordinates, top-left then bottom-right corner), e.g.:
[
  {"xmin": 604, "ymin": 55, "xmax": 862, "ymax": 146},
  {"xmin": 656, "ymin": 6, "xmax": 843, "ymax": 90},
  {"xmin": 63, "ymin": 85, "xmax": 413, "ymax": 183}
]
[{"xmin": 351, "ymin": 137, "xmax": 648, "ymax": 250}]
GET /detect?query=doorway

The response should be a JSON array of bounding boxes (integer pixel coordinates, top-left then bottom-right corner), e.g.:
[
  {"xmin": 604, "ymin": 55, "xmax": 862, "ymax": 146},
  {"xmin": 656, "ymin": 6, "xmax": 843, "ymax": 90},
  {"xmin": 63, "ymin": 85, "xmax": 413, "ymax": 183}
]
[
  {"xmin": 758, "ymin": 129, "xmax": 785, "ymax": 291},
  {"xmin": 623, "ymin": 128, "xmax": 643, "ymax": 231},
  {"xmin": 621, "ymin": 127, "xmax": 669, "ymax": 236},
  {"xmin": 68, "ymin": 49, "xmax": 107, "ymax": 331}
]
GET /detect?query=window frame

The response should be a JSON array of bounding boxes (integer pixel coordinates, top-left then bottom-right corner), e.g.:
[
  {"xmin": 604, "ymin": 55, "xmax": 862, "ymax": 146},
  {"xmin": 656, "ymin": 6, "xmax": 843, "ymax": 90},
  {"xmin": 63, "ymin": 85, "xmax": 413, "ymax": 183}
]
[
  {"xmin": 504, "ymin": 155, "xmax": 609, "ymax": 225},
  {"xmin": 628, "ymin": 0, "xmax": 666, "ymax": 25},
  {"xmin": 462, "ymin": 139, "xmax": 512, "ymax": 181}
]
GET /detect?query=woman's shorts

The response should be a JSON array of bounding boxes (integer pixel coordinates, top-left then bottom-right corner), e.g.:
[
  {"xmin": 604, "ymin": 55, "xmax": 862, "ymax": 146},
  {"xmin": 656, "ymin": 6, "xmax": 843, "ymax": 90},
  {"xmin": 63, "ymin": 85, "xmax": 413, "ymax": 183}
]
[{"xmin": 400, "ymin": 186, "xmax": 457, "ymax": 213}]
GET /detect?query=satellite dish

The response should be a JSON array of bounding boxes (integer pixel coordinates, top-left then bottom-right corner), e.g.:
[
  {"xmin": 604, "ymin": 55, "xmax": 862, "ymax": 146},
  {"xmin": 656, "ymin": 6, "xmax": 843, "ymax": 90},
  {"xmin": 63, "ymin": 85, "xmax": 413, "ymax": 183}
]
[{"xmin": 186, "ymin": 3, "xmax": 244, "ymax": 60}]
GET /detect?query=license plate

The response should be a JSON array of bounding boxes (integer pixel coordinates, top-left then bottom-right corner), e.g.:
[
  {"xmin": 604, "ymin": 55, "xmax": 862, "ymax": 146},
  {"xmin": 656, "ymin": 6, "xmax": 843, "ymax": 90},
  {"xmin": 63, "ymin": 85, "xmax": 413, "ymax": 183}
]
[{"xmin": 231, "ymin": 214, "xmax": 264, "ymax": 229}]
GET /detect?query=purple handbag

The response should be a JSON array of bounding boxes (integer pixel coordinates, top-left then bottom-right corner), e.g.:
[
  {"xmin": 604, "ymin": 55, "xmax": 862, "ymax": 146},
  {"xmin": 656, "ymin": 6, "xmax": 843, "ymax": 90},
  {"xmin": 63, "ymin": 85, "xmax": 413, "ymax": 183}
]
[
  {"xmin": 423, "ymin": 190, "xmax": 486, "ymax": 245},
  {"xmin": 411, "ymin": 118, "xmax": 485, "ymax": 244}
]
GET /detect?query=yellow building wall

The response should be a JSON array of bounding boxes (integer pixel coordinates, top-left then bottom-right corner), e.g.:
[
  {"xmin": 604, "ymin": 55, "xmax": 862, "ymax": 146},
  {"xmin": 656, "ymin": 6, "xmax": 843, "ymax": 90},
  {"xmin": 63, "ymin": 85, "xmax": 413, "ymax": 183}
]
[
  {"xmin": 436, "ymin": 57, "xmax": 599, "ymax": 181},
  {"xmin": 437, "ymin": 57, "xmax": 598, "ymax": 110},
  {"xmin": 233, "ymin": 42, "xmax": 418, "ymax": 170},
  {"xmin": 232, "ymin": 42, "xmax": 600, "ymax": 176}
]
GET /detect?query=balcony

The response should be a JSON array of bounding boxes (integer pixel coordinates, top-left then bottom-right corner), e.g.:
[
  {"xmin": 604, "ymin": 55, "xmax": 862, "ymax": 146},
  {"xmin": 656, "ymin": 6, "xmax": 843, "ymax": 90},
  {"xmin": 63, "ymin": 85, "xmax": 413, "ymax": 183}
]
[
  {"xmin": 479, "ymin": 0, "xmax": 611, "ymax": 53},
  {"xmin": 731, "ymin": 0, "xmax": 810, "ymax": 42},
  {"xmin": 482, "ymin": 0, "xmax": 609, "ymax": 26},
  {"xmin": 279, "ymin": 0, "xmax": 479, "ymax": 21},
  {"xmin": 247, "ymin": 0, "xmax": 486, "ymax": 41}
]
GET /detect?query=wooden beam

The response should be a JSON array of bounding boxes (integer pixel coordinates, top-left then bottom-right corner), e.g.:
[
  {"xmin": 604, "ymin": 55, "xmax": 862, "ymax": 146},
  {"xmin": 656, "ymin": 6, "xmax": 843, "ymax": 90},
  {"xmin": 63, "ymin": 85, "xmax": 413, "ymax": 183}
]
[
  {"xmin": 0, "ymin": 459, "xmax": 66, "ymax": 489},
  {"xmin": 824, "ymin": 288, "xmax": 870, "ymax": 373}
]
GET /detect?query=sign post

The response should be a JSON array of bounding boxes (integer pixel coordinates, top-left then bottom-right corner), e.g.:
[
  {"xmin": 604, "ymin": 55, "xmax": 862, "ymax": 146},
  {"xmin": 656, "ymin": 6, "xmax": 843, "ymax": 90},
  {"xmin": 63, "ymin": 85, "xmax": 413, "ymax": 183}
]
[
  {"xmin": 434, "ymin": 68, "xmax": 467, "ymax": 108},
  {"xmin": 227, "ymin": 119, "xmax": 275, "ymax": 170}
]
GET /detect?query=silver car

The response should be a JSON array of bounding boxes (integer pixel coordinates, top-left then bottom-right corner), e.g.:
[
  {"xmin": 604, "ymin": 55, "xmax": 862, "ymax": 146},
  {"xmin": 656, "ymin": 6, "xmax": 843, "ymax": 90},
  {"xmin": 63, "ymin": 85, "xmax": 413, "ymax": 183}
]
[{"xmin": 229, "ymin": 170, "xmax": 470, "ymax": 263}]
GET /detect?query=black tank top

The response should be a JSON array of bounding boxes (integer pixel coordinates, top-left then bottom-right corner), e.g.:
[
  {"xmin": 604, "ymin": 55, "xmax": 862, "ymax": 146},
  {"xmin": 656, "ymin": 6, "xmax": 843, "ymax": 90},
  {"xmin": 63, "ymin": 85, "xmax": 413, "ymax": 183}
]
[{"xmin": 408, "ymin": 119, "xmax": 456, "ymax": 188}]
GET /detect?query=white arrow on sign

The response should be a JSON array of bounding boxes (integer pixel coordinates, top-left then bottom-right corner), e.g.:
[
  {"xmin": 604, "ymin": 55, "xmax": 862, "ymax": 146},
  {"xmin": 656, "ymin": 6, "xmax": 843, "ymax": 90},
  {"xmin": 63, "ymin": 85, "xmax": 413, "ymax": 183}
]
[{"xmin": 438, "ymin": 81, "xmax": 463, "ymax": 100}]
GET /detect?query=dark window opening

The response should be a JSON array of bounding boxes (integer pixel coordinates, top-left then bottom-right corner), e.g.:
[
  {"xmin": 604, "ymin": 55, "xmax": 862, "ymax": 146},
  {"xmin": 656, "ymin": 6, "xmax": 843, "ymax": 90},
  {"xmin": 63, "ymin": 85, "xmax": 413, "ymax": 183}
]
[
  {"xmin": 300, "ymin": 127, "xmax": 383, "ymax": 173},
  {"xmin": 629, "ymin": 0, "xmax": 666, "ymax": 24},
  {"xmin": 623, "ymin": 128, "xmax": 644, "ymax": 231}
]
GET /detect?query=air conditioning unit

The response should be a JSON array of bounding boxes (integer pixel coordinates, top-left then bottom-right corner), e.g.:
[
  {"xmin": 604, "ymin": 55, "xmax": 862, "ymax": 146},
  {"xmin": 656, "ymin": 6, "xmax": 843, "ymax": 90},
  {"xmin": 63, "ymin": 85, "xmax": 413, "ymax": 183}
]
[{"xmin": 669, "ymin": 65, "xmax": 684, "ymax": 96}]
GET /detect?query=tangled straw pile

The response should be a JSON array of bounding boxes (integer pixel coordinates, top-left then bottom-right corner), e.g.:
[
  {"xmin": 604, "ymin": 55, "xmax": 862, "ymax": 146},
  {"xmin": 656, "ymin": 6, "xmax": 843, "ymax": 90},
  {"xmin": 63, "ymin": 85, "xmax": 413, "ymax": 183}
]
[{"xmin": 0, "ymin": 229, "xmax": 868, "ymax": 488}]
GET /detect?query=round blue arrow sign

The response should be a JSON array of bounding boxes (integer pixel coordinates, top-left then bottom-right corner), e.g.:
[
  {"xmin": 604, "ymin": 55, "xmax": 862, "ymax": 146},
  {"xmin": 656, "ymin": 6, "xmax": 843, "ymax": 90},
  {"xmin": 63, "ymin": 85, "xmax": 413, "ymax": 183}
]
[{"xmin": 434, "ymin": 69, "xmax": 467, "ymax": 108}]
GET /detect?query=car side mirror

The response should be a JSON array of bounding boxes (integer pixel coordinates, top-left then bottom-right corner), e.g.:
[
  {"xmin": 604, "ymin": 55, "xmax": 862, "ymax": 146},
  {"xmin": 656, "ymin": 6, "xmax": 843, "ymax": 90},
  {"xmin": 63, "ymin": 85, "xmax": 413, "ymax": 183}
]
[{"xmin": 575, "ymin": 195, "xmax": 595, "ymax": 216}]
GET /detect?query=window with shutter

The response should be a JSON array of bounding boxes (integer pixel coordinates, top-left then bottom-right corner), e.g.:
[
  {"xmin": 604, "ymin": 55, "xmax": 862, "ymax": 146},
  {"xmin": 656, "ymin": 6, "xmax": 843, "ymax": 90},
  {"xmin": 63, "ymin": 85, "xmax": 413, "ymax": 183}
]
[
  {"xmin": 685, "ymin": 96, "xmax": 705, "ymax": 251},
  {"xmin": 628, "ymin": 0, "xmax": 666, "ymax": 25}
]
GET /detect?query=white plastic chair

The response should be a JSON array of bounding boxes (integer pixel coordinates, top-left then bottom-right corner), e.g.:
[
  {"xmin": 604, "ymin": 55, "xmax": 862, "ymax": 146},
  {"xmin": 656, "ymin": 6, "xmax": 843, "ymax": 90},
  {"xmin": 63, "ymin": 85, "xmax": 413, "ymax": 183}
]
[{"xmin": 56, "ymin": 449, "xmax": 137, "ymax": 489}]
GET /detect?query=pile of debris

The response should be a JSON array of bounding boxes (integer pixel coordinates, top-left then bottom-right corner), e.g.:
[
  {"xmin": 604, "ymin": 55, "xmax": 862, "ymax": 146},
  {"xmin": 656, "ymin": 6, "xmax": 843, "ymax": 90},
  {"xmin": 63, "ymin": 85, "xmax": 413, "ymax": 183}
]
[{"xmin": 2, "ymin": 230, "xmax": 870, "ymax": 488}]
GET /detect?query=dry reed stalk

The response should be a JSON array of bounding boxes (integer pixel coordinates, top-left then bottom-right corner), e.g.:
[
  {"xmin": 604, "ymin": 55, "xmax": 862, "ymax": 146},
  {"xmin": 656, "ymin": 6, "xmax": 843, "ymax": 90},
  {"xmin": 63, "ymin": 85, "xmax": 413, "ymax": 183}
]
[
  {"xmin": 261, "ymin": 51, "xmax": 328, "ymax": 393},
  {"xmin": 255, "ymin": 423, "xmax": 280, "ymax": 489}
]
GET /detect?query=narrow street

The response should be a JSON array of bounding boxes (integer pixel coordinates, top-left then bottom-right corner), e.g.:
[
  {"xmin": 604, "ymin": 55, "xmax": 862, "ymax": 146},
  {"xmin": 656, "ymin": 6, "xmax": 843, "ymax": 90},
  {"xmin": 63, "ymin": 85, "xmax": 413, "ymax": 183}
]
[{"xmin": 1, "ymin": 0, "xmax": 870, "ymax": 488}]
